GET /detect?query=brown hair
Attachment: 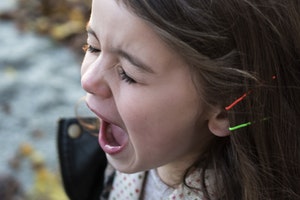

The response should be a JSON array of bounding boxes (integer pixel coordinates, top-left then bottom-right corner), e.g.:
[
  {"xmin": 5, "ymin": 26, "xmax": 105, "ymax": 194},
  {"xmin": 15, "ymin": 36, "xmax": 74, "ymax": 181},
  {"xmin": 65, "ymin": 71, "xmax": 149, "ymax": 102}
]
[{"xmin": 120, "ymin": 0, "xmax": 300, "ymax": 199}]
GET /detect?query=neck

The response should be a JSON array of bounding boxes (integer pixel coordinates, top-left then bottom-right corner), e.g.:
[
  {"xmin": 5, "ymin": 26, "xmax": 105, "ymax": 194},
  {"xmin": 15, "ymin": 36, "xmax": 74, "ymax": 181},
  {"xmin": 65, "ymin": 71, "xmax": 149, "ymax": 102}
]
[
  {"xmin": 156, "ymin": 128, "xmax": 214, "ymax": 188},
  {"xmin": 156, "ymin": 156, "xmax": 197, "ymax": 188}
]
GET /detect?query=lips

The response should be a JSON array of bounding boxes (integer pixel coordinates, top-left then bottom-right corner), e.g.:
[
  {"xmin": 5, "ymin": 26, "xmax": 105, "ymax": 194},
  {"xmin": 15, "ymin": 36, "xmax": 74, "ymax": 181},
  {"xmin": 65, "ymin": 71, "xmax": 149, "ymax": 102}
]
[
  {"xmin": 85, "ymin": 101, "xmax": 128, "ymax": 154},
  {"xmin": 99, "ymin": 120, "xmax": 128, "ymax": 155}
]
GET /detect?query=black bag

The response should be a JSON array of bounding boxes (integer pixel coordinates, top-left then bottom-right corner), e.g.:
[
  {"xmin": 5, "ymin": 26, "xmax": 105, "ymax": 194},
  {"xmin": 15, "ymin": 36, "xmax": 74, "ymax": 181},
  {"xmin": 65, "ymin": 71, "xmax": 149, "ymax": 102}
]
[{"xmin": 57, "ymin": 118, "xmax": 107, "ymax": 200}]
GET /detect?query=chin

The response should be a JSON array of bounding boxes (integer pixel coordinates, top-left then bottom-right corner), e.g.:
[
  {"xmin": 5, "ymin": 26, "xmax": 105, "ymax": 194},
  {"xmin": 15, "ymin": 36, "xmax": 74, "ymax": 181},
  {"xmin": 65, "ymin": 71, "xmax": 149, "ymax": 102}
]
[{"xmin": 107, "ymin": 157, "xmax": 151, "ymax": 174}]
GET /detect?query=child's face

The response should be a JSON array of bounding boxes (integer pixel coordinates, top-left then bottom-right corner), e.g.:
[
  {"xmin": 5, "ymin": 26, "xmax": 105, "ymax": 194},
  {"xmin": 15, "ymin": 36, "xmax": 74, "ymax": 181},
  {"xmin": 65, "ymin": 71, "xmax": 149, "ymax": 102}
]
[{"xmin": 81, "ymin": 0, "xmax": 212, "ymax": 173}]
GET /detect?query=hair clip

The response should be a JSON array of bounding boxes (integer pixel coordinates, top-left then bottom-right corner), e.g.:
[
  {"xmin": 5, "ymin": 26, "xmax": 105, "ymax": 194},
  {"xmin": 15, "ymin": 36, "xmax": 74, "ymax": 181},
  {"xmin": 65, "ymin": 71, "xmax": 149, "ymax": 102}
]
[
  {"xmin": 229, "ymin": 121, "xmax": 251, "ymax": 131},
  {"xmin": 225, "ymin": 91, "xmax": 251, "ymax": 111},
  {"xmin": 228, "ymin": 118, "xmax": 270, "ymax": 131},
  {"xmin": 225, "ymin": 75, "xmax": 276, "ymax": 111},
  {"xmin": 226, "ymin": 88, "xmax": 270, "ymax": 131},
  {"xmin": 225, "ymin": 91, "xmax": 251, "ymax": 131},
  {"xmin": 225, "ymin": 75, "xmax": 275, "ymax": 131}
]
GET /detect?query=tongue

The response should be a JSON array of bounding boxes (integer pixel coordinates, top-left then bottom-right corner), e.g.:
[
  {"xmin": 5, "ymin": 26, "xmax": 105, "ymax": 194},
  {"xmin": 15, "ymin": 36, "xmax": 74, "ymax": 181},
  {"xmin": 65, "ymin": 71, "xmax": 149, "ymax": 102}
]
[{"xmin": 106, "ymin": 124, "xmax": 128, "ymax": 147}]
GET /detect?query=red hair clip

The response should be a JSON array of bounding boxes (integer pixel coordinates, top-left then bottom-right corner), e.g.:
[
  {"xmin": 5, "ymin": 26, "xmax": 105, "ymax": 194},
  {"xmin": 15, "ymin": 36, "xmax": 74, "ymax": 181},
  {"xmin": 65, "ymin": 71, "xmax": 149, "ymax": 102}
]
[{"xmin": 225, "ymin": 91, "xmax": 251, "ymax": 111}]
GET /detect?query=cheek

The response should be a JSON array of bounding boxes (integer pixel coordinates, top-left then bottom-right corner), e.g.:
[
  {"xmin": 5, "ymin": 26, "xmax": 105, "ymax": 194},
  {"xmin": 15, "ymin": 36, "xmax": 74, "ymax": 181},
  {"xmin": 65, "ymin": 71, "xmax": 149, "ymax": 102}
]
[
  {"xmin": 119, "ymin": 96, "xmax": 203, "ymax": 169},
  {"xmin": 118, "ymin": 88, "xmax": 200, "ymax": 141}
]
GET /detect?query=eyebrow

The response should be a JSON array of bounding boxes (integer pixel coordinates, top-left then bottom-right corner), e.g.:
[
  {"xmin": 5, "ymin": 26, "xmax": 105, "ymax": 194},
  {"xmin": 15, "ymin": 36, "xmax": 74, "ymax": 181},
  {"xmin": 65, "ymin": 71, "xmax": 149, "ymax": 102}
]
[
  {"xmin": 86, "ymin": 24, "xmax": 154, "ymax": 74},
  {"xmin": 86, "ymin": 24, "xmax": 98, "ymax": 40},
  {"xmin": 114, "ymin": 49, "xmax": 155, "ymax": 74}
]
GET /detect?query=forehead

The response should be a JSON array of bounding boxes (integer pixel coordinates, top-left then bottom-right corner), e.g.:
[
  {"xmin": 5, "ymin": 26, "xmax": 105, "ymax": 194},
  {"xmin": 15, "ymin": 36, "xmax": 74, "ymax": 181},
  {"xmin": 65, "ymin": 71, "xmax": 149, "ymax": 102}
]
[
  {"xmin": 90, "ymin": 0, "xmax": 155, "ymax": 47},
  {"xmin": 89, "ymin": 0, "xmax": 187, "ymax": 71}
]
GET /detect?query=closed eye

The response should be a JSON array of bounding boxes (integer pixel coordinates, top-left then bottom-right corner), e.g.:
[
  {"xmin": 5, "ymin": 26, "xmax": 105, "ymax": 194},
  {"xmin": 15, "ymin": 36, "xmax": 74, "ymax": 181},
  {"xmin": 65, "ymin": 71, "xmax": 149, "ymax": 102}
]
[
  {"xmin": 82, "ymin": 44, "xmax": 101, "ymax": 53},
  {"xmin": 117, "ymin": 66, "xmax": 136, "ymax": 84}
]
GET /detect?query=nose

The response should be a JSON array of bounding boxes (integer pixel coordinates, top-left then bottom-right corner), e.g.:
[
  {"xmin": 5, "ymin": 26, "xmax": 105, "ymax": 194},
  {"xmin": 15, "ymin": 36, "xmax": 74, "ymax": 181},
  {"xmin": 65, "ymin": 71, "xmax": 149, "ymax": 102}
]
[{"xmin": 81, "ymin": 61, "xmax": 112, "ymax": 99}]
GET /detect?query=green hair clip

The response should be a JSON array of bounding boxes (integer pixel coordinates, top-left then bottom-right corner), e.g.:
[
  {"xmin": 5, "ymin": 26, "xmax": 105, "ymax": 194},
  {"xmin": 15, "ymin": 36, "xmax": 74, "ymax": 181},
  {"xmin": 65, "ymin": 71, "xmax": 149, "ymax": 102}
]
[
  {"xmin": 228, "ymin": 118, "xmax": 270, "ymax": 131},
  {"xmin": 229, "ymin": 121, "xmax": 252, "ymax": 131}
]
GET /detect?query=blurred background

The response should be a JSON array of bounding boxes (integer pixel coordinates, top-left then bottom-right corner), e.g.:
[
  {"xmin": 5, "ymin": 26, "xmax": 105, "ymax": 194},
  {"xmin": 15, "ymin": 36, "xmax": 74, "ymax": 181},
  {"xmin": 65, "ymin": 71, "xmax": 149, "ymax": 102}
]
[{"xmin": 0, "ymin": 0, "xmax": 92, "ymax": 199}]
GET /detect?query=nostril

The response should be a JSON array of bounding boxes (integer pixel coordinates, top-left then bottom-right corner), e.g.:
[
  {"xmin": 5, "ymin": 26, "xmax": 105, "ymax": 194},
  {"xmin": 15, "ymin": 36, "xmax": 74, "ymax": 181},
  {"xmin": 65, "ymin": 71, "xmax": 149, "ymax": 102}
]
[{"xmin": 96, "ymin": 84, "xmax": 112, "ymax": 98}]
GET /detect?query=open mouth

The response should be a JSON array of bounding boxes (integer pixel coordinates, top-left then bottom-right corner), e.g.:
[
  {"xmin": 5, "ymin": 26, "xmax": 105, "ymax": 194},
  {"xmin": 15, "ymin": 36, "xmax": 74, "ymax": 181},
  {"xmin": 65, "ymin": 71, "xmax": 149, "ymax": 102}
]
[{"xmin": 98, "ymin": 120, "xmax": 128, "ymax": 155}]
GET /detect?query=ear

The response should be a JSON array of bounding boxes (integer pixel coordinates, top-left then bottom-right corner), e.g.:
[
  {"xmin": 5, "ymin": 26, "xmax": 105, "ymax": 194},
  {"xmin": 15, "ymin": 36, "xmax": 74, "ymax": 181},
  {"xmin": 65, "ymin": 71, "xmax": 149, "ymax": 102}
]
[{"xmin": 207, "ymin": 108, "xmax": 230, "ymax": 137}]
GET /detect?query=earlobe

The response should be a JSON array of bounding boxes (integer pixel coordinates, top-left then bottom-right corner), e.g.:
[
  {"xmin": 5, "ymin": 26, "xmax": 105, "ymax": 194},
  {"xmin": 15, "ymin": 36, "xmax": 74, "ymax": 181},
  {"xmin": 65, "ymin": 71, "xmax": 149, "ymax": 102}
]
[{"xmin": 207, "ymin": 109, "xmax": 231, "ymax": 137}]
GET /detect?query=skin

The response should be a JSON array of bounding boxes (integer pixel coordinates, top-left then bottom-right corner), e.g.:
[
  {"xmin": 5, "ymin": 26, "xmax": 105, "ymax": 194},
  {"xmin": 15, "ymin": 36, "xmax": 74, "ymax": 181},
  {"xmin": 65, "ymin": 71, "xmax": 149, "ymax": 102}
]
[{"xmin": 81, "ymin": 0, "xmax": 214, "ymax": 187}]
